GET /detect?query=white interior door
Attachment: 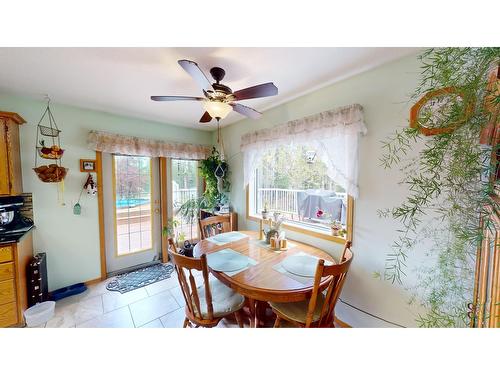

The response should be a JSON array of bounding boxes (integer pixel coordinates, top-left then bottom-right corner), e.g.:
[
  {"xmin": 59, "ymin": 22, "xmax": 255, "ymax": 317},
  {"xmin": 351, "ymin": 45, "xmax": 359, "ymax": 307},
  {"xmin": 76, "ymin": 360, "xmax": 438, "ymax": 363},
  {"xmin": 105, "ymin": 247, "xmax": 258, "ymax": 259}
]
[{"xmin": 103, "ymin": 153, "xmax": 161, "ymax": 274}]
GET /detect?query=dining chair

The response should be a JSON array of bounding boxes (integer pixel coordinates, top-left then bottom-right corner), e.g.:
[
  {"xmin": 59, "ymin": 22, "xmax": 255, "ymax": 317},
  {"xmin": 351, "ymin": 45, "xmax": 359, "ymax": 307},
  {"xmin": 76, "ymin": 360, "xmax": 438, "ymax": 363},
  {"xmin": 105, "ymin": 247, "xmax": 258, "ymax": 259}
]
[
  {"xmin": 198, "ymin": 215, "xmax": 232, "ymax": 240},
  {"xmin": 167, "ymin": 238, "xmax": 246, "ymax": 328},
  {"xmin": 269, "ymin": 241, "xmax": 354, "ymax": 328}
]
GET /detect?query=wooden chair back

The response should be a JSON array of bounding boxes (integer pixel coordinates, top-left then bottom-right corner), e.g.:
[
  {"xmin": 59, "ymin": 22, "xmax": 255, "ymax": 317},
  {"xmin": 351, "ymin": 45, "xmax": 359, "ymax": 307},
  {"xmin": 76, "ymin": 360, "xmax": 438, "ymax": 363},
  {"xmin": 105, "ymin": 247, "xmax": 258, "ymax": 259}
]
[
  {"xmin": 306, "ymin": 241, "xmax": 354, "ymax": 327},
  {"xmin": 198, "ymin": 215, "xmax": 232, "ymax": 240},
  {"xmin": 167, "ymin": 238, "xmax": 215, "ymax": 322}
]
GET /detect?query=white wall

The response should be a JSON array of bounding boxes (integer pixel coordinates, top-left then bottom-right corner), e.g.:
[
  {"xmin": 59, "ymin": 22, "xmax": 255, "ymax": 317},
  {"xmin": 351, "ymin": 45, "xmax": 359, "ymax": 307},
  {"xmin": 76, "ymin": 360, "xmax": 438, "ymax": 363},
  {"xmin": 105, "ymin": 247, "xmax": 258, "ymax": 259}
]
[
  {"xmin": 0, "ymin": 94, "xmax": 212, "ymax": 291},
  {"xmin": 219, "ymin": 53, "xmax": 429, "ymax": 327}
]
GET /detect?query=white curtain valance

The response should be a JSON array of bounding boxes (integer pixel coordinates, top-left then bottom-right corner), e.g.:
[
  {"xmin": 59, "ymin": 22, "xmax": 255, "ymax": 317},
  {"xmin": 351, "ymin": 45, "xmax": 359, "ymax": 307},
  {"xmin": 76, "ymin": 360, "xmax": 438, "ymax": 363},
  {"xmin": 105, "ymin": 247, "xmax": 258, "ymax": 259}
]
[
  {"xmin": 87, "ymin": 130, "xmax": 210, "ymax": 160},
  {"xmin": 240, "ymin": 104, "xmax": 367, "ymax": 198}
]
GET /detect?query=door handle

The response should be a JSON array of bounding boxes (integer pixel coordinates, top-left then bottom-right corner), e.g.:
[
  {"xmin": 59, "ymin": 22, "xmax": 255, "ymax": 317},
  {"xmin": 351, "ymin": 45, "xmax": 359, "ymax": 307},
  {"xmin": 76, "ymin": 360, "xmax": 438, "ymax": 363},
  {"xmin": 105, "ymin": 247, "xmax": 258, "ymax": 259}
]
[{"xmin": 154, "ymin": 208, "xmax": 160, "ymax": 214}]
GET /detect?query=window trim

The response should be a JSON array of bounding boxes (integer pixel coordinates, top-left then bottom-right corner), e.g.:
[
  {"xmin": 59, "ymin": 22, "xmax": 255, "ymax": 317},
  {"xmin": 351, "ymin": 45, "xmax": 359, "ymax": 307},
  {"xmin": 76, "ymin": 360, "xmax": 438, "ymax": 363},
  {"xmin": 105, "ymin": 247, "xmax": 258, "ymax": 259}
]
[
  {"xmin": 112, "ymin": 154, "xmax": 154, "ymax": 257},
  {"xmin": 245, "ymin": 185, "xmax": 353, "ymax": 245}
]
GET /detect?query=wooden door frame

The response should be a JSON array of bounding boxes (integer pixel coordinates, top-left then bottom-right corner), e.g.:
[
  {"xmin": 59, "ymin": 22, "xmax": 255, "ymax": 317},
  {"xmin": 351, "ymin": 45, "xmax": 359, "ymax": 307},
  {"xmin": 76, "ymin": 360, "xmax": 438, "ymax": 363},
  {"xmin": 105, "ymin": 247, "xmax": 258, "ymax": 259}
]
[
  {"xmin": 96, "ymin": 151, "xmax": 107, "ymax": 280},
  {"xmin": 159, "ymin": 157, "xmax": 169, "ymax": 263},
  {"xmin": 96, "ymin": 152, "xmax": 170, "ymax": 280}
]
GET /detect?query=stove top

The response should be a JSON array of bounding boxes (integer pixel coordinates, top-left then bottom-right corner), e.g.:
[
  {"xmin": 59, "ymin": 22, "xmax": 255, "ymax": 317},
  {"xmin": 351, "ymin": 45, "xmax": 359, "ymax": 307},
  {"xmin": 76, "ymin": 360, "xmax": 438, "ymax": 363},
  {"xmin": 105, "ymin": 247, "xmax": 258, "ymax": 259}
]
[{"xmin": 0, "ymin": 216, "xmax": 34, "ymax": 244}]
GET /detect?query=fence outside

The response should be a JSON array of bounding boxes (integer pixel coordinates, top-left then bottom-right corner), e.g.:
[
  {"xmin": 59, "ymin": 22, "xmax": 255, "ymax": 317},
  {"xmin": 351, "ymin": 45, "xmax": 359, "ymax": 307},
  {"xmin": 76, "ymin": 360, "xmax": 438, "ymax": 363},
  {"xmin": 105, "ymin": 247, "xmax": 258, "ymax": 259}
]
[
  {"xmin": 256, "ymin": 188, "xmax": 347, "ymax": 219},
  {"xmin": 173, "ymin": 188, "xmax": 198, "ymax": 208}
]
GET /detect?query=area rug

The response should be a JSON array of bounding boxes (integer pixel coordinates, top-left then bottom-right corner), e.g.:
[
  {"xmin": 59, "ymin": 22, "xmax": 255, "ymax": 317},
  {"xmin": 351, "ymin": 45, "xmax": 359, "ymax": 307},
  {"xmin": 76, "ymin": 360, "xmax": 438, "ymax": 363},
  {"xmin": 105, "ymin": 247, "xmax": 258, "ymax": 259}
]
[{"xmin": 106, "ymin": 264, "xmax": 174, "ymax": 294}]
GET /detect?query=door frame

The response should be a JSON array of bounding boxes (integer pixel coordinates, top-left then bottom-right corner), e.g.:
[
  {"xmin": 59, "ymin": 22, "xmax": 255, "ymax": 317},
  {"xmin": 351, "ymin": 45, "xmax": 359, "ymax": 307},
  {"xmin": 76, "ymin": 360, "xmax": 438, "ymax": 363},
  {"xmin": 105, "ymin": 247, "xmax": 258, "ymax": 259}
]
[
  {"xmin": 96, "ymin": 151, "xmax": 169, "ymax": 280},
  {"xmin": 96, "ymin": 151, "xmax": 106, "ymax": 280}
]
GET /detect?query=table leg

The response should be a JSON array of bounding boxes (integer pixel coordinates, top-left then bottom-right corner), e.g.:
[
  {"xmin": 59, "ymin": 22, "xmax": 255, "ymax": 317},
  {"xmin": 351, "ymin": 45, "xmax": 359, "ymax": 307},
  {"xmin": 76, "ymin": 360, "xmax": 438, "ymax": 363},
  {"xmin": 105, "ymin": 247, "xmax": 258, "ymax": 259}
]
[{"xmin": 248, "ymin": 298, "xmax": 258, "ymax": 328}]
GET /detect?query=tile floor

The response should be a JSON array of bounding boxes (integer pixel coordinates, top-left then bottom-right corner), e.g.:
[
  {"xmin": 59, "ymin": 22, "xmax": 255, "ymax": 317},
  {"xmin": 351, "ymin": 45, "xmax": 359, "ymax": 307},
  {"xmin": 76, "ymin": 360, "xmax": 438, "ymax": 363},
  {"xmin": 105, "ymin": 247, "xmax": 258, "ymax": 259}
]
[{"xmin": 36, "ymin": 269, "xmax": 245, "ymax": 328}]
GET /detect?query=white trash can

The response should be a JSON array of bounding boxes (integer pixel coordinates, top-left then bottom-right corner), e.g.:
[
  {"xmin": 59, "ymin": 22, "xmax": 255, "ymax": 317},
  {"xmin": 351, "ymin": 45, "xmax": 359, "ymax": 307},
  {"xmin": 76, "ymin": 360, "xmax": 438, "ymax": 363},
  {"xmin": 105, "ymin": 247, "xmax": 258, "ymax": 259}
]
[{"xmin": 24, "ymin": 301, "xmax": 55, "ymax": 327}]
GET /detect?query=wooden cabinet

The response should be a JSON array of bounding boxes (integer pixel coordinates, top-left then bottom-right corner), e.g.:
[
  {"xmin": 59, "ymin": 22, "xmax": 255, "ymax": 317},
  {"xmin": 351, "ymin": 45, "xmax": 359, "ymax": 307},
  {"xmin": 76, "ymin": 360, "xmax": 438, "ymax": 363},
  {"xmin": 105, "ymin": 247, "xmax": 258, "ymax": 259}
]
[
  {"xmin": 0, "ymin": 111, "xmax": 26, "ymax": 196},
  {"xmin": 0, "ymin": 231, "xmax": 33, "ymax": 327}
]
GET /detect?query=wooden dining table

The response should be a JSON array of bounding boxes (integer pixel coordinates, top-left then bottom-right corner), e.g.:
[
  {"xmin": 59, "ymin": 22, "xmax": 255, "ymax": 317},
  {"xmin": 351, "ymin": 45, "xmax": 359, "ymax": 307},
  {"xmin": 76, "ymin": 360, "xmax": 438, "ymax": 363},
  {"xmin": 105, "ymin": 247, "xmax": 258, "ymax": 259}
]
[{"xmin": 193, "ymin": 230, "xmax": 336, "ymax": 327}]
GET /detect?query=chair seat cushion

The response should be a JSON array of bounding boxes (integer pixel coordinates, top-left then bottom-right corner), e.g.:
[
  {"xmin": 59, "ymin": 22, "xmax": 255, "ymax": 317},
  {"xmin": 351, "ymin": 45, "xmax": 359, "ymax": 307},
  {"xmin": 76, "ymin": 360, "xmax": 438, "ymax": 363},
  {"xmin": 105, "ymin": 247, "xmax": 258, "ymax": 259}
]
[
  {"xmin": 194, "ymin": 277, "xmax": 245, "ymax": 318},
  {"xmin": 269, "ymin": 293, "xmax": 326, "ymax": 324}
]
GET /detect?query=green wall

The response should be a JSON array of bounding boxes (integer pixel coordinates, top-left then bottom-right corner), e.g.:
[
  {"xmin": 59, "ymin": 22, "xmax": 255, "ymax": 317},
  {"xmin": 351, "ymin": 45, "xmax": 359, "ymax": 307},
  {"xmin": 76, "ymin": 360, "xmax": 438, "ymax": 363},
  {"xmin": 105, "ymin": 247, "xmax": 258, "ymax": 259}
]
[
  {"xmin": 0, "ymin": 94, "xmax": 212, "ymax": 291},
  {"xmin": 1, "ymin": 52, "xmax": 430, "ymax": 326},
  {"xmin": 219, "ymin": 53, "xmax": 429, "ymax": 327}
]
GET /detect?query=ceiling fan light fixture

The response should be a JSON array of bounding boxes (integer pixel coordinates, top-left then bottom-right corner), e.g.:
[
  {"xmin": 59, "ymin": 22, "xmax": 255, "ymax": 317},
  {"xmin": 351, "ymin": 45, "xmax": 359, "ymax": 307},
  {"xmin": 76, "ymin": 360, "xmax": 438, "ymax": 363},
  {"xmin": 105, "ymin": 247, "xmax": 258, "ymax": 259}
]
[{"xmin": 203, "ymin": 100, "xmax": 232, "ymax": 120}]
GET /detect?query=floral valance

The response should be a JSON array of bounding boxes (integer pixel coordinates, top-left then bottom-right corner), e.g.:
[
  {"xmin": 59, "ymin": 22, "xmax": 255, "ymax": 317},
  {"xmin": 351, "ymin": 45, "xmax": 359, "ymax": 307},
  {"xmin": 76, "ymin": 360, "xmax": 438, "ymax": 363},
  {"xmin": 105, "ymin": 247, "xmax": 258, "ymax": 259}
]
[
  {"xmin": 87, "ymin": 130, "xmax": 210, "ymax": 160},
  {"xmin": 240, "ymin": 104, "xmax": 367, "ymax": 198}
]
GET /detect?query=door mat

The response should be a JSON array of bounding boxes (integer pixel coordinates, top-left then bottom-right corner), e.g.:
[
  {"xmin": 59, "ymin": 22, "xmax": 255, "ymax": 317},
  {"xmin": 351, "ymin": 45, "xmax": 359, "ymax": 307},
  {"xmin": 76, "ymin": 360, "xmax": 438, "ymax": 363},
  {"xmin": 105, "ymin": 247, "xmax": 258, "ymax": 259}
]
[{"xmin": 106, "ymin": 264, "xmax": 174, "ymax": 294}]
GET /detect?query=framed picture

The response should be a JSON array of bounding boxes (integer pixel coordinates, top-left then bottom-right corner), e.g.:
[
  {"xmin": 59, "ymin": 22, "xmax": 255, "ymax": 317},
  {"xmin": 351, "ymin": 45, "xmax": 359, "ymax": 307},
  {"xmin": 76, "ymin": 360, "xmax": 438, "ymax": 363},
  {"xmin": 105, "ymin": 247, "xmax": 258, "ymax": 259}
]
[{"xmin": 80, "ymin": 159, "xmax": 96, "ymax": 172}]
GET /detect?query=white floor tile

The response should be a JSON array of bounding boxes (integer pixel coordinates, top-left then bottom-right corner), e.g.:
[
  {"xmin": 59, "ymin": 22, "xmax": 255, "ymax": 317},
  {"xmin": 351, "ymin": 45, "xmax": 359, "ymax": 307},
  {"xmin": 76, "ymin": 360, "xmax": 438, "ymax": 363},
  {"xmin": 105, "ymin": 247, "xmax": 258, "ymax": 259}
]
[
  {"xmin": 139, "ymin": 319, "xmax": 164, "ymax": 328},
  {"xmin": 46, "ymin": 295, "xmax": 103, "ymax": 327},
  {"xmin": 145, "ymin": 276, "xmax": 180, "ymax": 296},
  {"xmin": 129, "ymin": 291, "xmax": 180, "ymax": 327},
  {"xmin": 82, "ymin": 278, "xmax": 115, "ymax": 300},
  {"xmin": 102, "ymin": 287, "xmax": 148, "ymax": 313},
  {"xmin": 73, "ymin": 295, "xmax": 104, "ymax": 325},
  {"xmin": 169, "ymin": 286, "xmax": 186, "ymax": 307},
  {"xmin": 76, "ymin": 306, "xmax": 134, "ymax": 328},
  {"xmin": 160, "ymin": 307, "xmax": 186, "ymax": 328},
  {"xmin": 215, "ymin": 318, "xmax": 240, "ymax": 328}
]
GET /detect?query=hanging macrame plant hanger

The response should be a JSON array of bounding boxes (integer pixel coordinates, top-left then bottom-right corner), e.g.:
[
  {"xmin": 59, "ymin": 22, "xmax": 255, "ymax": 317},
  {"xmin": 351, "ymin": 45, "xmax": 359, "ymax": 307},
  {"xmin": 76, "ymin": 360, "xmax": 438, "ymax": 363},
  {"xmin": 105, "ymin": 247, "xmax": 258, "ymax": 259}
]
[{"xmin": 216, "ymin": 118, "xmax": 226, "ymax": 161}]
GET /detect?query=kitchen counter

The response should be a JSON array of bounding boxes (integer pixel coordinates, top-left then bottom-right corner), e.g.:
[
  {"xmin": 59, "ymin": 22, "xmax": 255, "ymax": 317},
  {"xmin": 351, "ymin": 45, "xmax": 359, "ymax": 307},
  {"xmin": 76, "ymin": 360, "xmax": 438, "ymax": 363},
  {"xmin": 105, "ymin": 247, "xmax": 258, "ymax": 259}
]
[{"xmin": 0, "ymin": 225, "xmax": 35, "ymax": 245}]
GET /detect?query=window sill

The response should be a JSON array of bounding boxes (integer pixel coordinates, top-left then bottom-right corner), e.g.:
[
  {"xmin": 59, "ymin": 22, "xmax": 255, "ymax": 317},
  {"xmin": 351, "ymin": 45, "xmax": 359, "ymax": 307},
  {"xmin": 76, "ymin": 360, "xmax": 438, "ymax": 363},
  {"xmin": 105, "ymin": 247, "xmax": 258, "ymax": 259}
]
[{"xmin": 247, "ymin": 214, "xmax": 347, "ymax": 245}]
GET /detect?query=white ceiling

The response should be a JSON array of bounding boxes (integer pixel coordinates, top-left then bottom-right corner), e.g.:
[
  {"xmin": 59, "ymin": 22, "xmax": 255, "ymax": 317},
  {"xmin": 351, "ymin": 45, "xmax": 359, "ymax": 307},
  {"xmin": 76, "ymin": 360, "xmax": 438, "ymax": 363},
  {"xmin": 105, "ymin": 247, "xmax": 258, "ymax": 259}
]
[{"xmin": 0, "ymin": 48, "xmax": 418, "ymax": 130}]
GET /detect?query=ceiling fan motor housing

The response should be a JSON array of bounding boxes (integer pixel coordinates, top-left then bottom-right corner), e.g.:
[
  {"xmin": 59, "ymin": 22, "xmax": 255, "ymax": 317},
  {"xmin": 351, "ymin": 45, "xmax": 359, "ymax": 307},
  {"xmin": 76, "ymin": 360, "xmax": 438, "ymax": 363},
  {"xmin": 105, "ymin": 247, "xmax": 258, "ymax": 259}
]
[{"xmin": 210, "ymin": 66, "xmax": 226, "ymax": 83}]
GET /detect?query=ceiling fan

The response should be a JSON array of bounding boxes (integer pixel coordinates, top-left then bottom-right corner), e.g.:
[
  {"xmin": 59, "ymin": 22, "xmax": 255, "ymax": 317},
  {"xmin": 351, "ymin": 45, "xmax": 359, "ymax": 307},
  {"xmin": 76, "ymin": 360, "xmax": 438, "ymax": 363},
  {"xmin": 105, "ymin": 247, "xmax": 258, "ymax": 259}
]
[{"xmin": 151, "ymin": 59, "xmax": 278, "ymax": 123}]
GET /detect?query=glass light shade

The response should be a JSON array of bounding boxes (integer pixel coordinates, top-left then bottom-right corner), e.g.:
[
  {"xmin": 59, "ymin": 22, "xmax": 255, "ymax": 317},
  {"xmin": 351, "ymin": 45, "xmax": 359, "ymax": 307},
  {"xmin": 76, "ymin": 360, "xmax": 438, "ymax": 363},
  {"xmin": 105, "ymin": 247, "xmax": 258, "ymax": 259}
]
[{"xmin": 203, "ymin": 101, "xmax": 232, "ymax": 119}]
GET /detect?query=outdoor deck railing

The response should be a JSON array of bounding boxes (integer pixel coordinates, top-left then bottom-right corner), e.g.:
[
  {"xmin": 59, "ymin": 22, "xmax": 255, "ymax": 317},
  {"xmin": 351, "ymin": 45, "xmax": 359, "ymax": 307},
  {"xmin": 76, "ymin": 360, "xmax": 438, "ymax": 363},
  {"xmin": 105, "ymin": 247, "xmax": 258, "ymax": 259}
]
[
  {"xmin": 256, "ymin": 188, "xmax": 347, "ymax": 218},
  {"xmin": 257, "ymin": 188, "xmax": 303, "ymax": 216},
  {"xmin": 173, "ymin": 188, "xmax": 198, "ymax": 207}
]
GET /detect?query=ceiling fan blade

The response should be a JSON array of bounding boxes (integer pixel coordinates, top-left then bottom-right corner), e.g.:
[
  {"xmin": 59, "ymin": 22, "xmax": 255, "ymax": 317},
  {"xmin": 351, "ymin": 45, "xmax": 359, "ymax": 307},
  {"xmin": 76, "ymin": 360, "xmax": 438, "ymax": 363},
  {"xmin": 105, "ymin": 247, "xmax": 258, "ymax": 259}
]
[
  {"xmin": 233, "ymin": 82, "xmax": 278, "ymax": 101},
  {"xmin": 230, "ymin": 103, "xmax": 262, "ymax": 119},
  {"xmin": 178, "ymin": 60, "xmax": 214, "ymax": 92},
  {"xmin": 199, "ymin": 111, "xmax": 212, "ymax": 123},
  {"xmin": 151, "ymin": 96, "xmax": 204, "ymax": 101}
]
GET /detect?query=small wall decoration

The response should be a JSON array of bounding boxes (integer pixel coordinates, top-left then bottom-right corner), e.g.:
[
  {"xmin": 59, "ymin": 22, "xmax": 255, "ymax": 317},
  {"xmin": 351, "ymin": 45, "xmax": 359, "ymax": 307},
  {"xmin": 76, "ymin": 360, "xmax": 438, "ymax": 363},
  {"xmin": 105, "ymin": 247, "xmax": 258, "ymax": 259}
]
[
  {"xmin": 80, "ymin": 159, "xmax": 96, "ymax": 172},
  {"xmin": 73, "ymin": 173, "xmax": 97, "ymax": 215},
  {"xmin": 410, "ymin": 86, "xmax": 475, "ymax": 136},
  {"xmin": 84, "ymin": 173, "xmax": 97, "ymax": 196}
]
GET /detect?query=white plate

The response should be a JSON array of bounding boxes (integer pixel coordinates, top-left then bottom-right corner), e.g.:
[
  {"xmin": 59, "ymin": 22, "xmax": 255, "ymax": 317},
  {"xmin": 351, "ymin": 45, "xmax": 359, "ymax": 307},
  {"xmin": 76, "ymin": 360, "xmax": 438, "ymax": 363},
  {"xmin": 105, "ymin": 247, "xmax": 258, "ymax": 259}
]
[
  {"xmin": 207, "ymin": 251, "xmax": 249, "ymax": 272},
  {"xmin": 281, "ymin": 255, "xmax": 320, "ymax": 278}
]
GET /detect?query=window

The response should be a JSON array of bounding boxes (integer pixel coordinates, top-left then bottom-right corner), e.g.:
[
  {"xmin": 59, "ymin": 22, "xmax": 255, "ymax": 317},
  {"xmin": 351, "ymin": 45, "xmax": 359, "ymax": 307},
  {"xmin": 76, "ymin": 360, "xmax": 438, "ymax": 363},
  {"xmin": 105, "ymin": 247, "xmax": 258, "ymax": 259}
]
[
  {"xmin": 248, "ymin": 144, "xmax": 352, "ymax": 241},
  {"xmin": 171, "ymin": 159, "xmax": 199, "ymax": 241},
  {"xmin": 113, "ymin": 155, "xmax": 152, "ymax": 255}
]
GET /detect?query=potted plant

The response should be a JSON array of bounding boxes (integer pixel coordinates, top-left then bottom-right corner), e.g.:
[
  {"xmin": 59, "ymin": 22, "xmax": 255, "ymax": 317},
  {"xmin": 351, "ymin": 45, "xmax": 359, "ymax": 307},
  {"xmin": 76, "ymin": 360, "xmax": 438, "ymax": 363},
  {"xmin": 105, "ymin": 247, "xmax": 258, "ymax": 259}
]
[
  {"xmin": 264, "ymin": 212, "xmax": 284, "ymax": 244},
  {"xmin": 162, "ymin": 218, "xmax": 181, "ymax": 246},
  {"xmin": 316, "ymin": 209, "xmax": 344, "ymax": 237},
  {"xmin": 198, "ymin": 147, "xmax": 230, "ymax": 211},
  {"xmin": 330, "ymin": 220, "xmax": 343, "ymax": 237}
]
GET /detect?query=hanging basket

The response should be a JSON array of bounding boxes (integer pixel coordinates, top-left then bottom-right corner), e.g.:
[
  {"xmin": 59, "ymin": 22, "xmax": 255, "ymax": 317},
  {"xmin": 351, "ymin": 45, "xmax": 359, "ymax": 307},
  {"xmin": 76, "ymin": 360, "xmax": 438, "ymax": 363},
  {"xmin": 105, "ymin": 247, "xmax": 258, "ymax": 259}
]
[
  {"xmin": 33, "ymin": 100, "xmax": 68, "ymax": 183},
  {"xmin": 38, "ymin": 125, "xmax": 61, "ymax": 137},
  {"xmin": 33, "ymin": 165, "xmax": 68, "ymax": 183},
  {"xmin": 37, "ymin": 146, "xmax": 65, "ymax": 160}
]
